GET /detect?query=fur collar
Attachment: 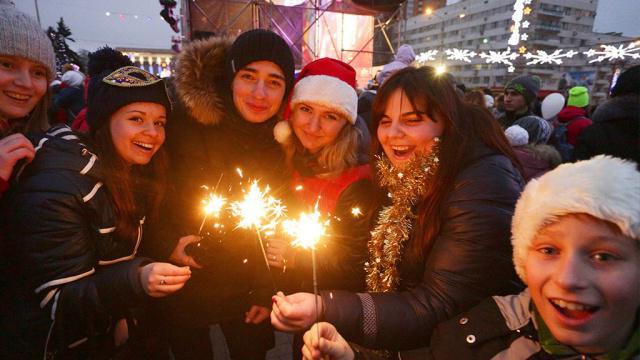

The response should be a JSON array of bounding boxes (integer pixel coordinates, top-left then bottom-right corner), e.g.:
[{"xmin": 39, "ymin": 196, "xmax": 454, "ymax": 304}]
[{"xmin": 174, "ymin": 37, "xmax": 232, "ymax": 126}]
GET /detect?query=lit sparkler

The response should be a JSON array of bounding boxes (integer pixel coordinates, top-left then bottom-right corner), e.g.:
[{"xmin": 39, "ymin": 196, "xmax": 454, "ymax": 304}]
[
  {"xmin": 284, "ymin": 206, "xmax": 330, "ymax": 342},
  {"xmin": 230, "ymin": 180, "xmax": 286, "ymax": 286},
  {"xmin": 198, "ymin": 193, "xmax": 227, "ymax": 235}
]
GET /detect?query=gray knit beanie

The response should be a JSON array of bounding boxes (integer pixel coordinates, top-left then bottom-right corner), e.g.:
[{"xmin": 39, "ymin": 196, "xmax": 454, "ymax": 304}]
[
  {"xmin": 0, "ymin": 0, "xmax": 56, "ymax": 80},
  {"xmin": 505, "ymin": 75, "xmax": 541, "ymax": 103}
]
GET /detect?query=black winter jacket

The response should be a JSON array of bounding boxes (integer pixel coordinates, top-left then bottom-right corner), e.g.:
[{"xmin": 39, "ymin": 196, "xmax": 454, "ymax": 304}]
[
  {"xmin": 574, "ymin": 94, "xmax": 640, "ymax": 164},
  {"xmin": 0, "ymin": 126, "xmax": 149, "ymax": 358},
  {"xmin": 319, "ymin": 146, "xmax": 524, "ymax": 353},
  {"xmin": 141, "ymin": 37, "xmax": 288, "ymax": 325}
]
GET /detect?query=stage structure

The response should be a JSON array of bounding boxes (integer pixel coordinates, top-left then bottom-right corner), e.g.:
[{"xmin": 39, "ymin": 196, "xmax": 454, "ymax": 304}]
[{"xmin": 180, "ymin": 0, "xmax": 403, "ymax": 86}]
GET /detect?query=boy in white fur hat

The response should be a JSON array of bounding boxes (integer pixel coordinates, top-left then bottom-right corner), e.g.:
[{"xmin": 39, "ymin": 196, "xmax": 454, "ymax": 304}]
[{"xmin": 301, "ymin": 155, "xmax": 640, "ymax": 359}]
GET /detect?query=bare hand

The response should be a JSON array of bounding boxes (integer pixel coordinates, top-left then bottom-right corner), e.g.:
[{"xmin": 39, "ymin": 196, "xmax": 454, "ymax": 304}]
[
  {"xmin": 302, "ymin": 322, "xmax": 354, "ymax": 360},
  {"xmin": 271, "ymin": 291, "xmax": 323, "ymax": 332},
  {"xmin": 169, "ymin": 235, "xmax": 203, "ymax": 269},
  {"xmin": 0, "ymin": 133, "xmax": 35, "ymax": 181},
  {"xmin": 266, "ymin": 237, "xmax": 289, "ymax": 270},
  {"xmin": 139, "ymin": 262, "xmax": 191, "ymax": 297},
  {"xmin": 245, "ymin": 305, "xmax": 270, "ymax": 324}
]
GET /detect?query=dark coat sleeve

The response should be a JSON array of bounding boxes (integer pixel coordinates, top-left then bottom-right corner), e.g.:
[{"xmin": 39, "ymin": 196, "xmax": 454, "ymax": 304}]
[
  {"xmin": 7, "ymin": 171, "xmax": 148, "ymax": 349},
  {"xmin": 293, "ymin": 178, "xmax": 376, "ymax": 292},
  {"xmin": 322, "ymin": 154, "xmax": 523, "ymax": 350}
]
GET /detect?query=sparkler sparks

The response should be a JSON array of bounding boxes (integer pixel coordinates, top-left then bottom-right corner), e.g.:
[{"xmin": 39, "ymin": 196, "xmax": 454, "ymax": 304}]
[
  {"xmin": 284, "ymin": 208, "xmax": 329, "ymax": 250},
  {"xmin": 230, "ymin": 181, "xmax": 286, "ymax": 232}
]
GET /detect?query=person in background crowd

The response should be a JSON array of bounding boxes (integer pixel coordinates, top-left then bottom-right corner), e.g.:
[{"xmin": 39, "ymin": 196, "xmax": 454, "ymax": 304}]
[
  {"xmin": 0, "ymin": 0, "xmax": 54, "ymax": 199},
  {"xmin": 142, "ymin": 29, "xmax": 295, "ymax": 359},
  {"xmin": 463, "ymin": 89, "xmax": 488, "ymax": 110},
  {"xmin": 271, "ymin": 66, "xmax": 524, "ymax": 357},
  {"xmin": 269, "ymin": 57, "xmax": 376, "ymax": 360},
  {"xmin": 493, "ymin": 93, "xmax": 505, "ymax": 119},
  {"xmin": 50, "ymin": 69, "xmax": 85, "ymax": 125},
  {"xmin": 555, "ymin": 86, "xmax": 592, "ymax": 146},
  {"xmin": 505, "ymin": 124, "xmax": 560, "ymax": 182},
  {"xmin": 71, "ymin": 47, "xmax": 134, "ymax": 133},
  {"xmin": 484, "ymin": 93, "xmax": 495, "ymax": 110},
  {"xmin": 376, "ymin": 44, "xmax": 416, "ymax": 85},
  {"xmin": 303, "ymin": 155, "xmax": 640, "ymax": 360},
  {"xmin": 498, "ymin": 74, "xmax": 541, "ymax": 128},
  {"xmin": 0, "ymin": 64, "xmax": 192, "ymax": 358},
  {"xmin": 575, "ymin": 64, "xmax": 640, "ymax": 164}
]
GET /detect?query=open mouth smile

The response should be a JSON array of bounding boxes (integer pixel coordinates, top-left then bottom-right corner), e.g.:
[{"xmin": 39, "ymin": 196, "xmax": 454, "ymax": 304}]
[{"xmin": 549, "ymin": 298, "xmax": 599, "ymax": 320}]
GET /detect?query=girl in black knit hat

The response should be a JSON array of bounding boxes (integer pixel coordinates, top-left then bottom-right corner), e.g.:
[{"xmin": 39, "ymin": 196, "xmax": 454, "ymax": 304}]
[{"xmin": 0, "ymin": 56, "xmax": 193, "ymax": 358}]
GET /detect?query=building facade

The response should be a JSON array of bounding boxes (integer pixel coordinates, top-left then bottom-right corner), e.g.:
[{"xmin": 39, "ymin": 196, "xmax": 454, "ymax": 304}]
[
  {"xmin": 400, "ymin": 0, "xmax": 635, "ymax": 102},
  {"xmin": 115, "ymin": 47, "xmax": 176, "ymax": 78}
]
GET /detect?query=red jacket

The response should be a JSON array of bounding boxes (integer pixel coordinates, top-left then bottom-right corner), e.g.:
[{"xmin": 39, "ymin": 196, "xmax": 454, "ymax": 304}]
[
  {"xmin": 291, "ymin": 164, "xmax": 371, "ymax": 213},
  {"xmin": 557, "ymin": 106, "xmax": 592, "ymax": 146}
]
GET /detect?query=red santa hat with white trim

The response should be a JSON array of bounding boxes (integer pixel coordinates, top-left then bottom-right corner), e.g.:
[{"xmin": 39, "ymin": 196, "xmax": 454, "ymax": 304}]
[{"xmin": 274, "ymin": 57, "xmax": 358, "ymax": 144}]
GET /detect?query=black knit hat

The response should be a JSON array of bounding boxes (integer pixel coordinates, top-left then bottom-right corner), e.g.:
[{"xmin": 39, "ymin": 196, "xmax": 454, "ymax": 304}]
[
  {"xmin": 86, "ymin": 66, "xmax": 171, "ymax": 135},
  {"xmin": 225, "ymin": 29, "xmax": 295, "ymax": 96}
]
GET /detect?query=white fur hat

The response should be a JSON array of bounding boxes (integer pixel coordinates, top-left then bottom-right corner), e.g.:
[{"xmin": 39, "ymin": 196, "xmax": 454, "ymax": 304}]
[
  {"xmin": 512, "ymin": 155, "xmax": 640, "ymax": 283},
  {"xmin": 505, "ymin": 125, "xmax": 529, "ymax": 147}
]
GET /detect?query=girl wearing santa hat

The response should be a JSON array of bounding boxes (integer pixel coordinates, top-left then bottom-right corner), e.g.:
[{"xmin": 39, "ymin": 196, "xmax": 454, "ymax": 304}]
[{"xmin": 268, "ymin": 57, "xmax": 375, "ymax": 293}]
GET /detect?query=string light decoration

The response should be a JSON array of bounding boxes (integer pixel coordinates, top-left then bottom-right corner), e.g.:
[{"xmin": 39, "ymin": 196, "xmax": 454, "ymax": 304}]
[
  {"xmin": 416, "ymin": 50, "xmax": 439, "ymax": 64},
  {"xmin": 584, "ymin": 42, "xmax": 640, "ymax": 63},
  {"xmin": 445, "ymin": 48, "xmax": 477, "ymax": 63},
  {"xmin": 524, "ymin": 49, "xmax": 578, "ymax": 65},
  {"xmin": 479, "ymin": 48, "xmax": 519, "ymax": 72}
]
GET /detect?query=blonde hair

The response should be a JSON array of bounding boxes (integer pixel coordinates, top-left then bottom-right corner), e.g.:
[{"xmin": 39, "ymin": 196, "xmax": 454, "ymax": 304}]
[{"xmin": 285, "ymin": 116, "xmax": 362, "ymax": 176}]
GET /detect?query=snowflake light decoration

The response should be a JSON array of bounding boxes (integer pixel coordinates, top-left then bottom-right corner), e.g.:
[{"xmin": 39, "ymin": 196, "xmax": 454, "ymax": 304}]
[
  {"xmin": 479, "ymin": 48, "xmax": 519, "ymax": 72},
  {"xmin": 584, "ymin": 43, "xmax": 640, "ymax": 63},
  {"xmin": 445, "ymin": 48, "xmax": 477, "ymax": 63},
  {"xmin": 523, "ymin": 49, "xmax": 578, "ymax": 65},
  {"xmin": 416, "ymin": 50, "xmax": 439, "ymax": 64}
]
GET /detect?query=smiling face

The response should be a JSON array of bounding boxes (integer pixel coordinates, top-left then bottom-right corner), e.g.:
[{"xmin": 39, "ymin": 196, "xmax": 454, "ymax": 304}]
[
  {"xmin": 526, "ymin": 213, "xmax": 640, "ymax": 354},
  {"xmin": 290, "ymin": 102, "xmax": 349, "ymax": 154},
  {"xmin": 0, "ymin": 55, "xmax": 48, "ymax": 121},
  {"xmin": 232, "ymin": 61, "xmax": 286, "ymax": 123},
  {"xmin": 376, "ymin": 89, "xmax": 444, "ymax": 169},
  {"xmin": 109, "ymin": 102, "xmax": 167, "ymax": 166}
]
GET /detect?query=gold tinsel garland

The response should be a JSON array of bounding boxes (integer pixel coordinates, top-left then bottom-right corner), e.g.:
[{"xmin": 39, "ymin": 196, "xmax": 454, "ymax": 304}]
[{"xmin": 365, "ymin": 139, "xmax": 441, "ymax": 293}]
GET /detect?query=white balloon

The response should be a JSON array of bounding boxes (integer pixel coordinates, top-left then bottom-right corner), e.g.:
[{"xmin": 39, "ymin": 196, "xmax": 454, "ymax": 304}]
[{"xmin": 541, "ymin": 93, "xmax": 565, "ymax": 120}]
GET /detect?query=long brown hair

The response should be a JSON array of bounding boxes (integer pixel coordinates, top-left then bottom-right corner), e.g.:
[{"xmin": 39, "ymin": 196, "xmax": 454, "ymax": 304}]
[
  {"xmin": 370, "ymin": 66, "xmax": 521, "ymax": 267},
  {"xmin": 90, "ymin": 121, "xmax": 168, "ymax": 243}
]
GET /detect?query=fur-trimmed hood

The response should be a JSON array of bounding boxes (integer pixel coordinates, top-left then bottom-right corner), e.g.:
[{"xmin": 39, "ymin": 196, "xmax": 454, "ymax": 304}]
[{"xmin": 173, "ymin": 37, "xmax": 232, "ymax": 126}]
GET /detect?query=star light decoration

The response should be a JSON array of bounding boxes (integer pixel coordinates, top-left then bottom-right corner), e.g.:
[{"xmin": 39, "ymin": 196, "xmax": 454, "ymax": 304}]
[
  {"xmin": 445, "ymin": 48, "xmax": 478, "ymax": 63},
  {"xmin": 416, "ymin": 50, "xmax": 439, "ymax": 64},
  {"xmin": 479, "ymin": 48, "xmax": 520, "ymax": 72},
  {"xmin": 583, "ymin": 43, "xmax": 640, "ymax": 63},
  {"xmin": 524, "ymin": 49, "xmax": 578, "ymax": 65}
]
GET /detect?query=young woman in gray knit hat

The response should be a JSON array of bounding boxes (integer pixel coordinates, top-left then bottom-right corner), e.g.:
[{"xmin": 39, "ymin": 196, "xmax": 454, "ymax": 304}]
[{"xmin": 0, "ymin": 0, "xmax": 56, "ymax": 197}]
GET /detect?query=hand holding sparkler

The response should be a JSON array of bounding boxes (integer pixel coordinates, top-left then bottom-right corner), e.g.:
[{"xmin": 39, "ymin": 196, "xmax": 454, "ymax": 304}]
[
  {"xmin": 302, "ymin": 322, "xmax": 354, "ymax": 360},
  {"xmin": 279, "ymin": 206, "xmax": 329, "ymax": 338},
  {"xmin": 270, "ymin": 291, "xmax": 323, "ymax": 332}
]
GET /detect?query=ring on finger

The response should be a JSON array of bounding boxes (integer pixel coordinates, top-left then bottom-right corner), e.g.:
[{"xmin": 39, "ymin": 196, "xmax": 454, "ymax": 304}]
[{"xmin": 160, "ymin": 278, "xmax": 166, "ymax": 286}]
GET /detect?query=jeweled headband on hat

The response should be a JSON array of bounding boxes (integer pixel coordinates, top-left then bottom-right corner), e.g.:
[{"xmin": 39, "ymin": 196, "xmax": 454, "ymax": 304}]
[{"xmin": 87, "ymin": 66, "xmax": 172, "ymax": 135}]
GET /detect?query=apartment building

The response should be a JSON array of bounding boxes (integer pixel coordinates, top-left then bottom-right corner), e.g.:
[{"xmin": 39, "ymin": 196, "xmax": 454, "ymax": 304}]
[{"xmin": 400, "ymin": 0, "xmax": 634, "ymax": 101}]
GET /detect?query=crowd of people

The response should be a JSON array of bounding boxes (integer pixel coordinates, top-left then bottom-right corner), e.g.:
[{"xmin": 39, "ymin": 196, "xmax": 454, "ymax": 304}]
[{"xmin": 0, "ymin": 1, "xmax": 638, "ymax": 359}]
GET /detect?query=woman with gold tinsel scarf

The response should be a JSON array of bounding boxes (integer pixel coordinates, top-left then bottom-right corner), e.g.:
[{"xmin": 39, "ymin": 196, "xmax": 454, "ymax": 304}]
[{"xmin": 271, "ymin": 66, "xmax": 524, "ymax": 358}]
